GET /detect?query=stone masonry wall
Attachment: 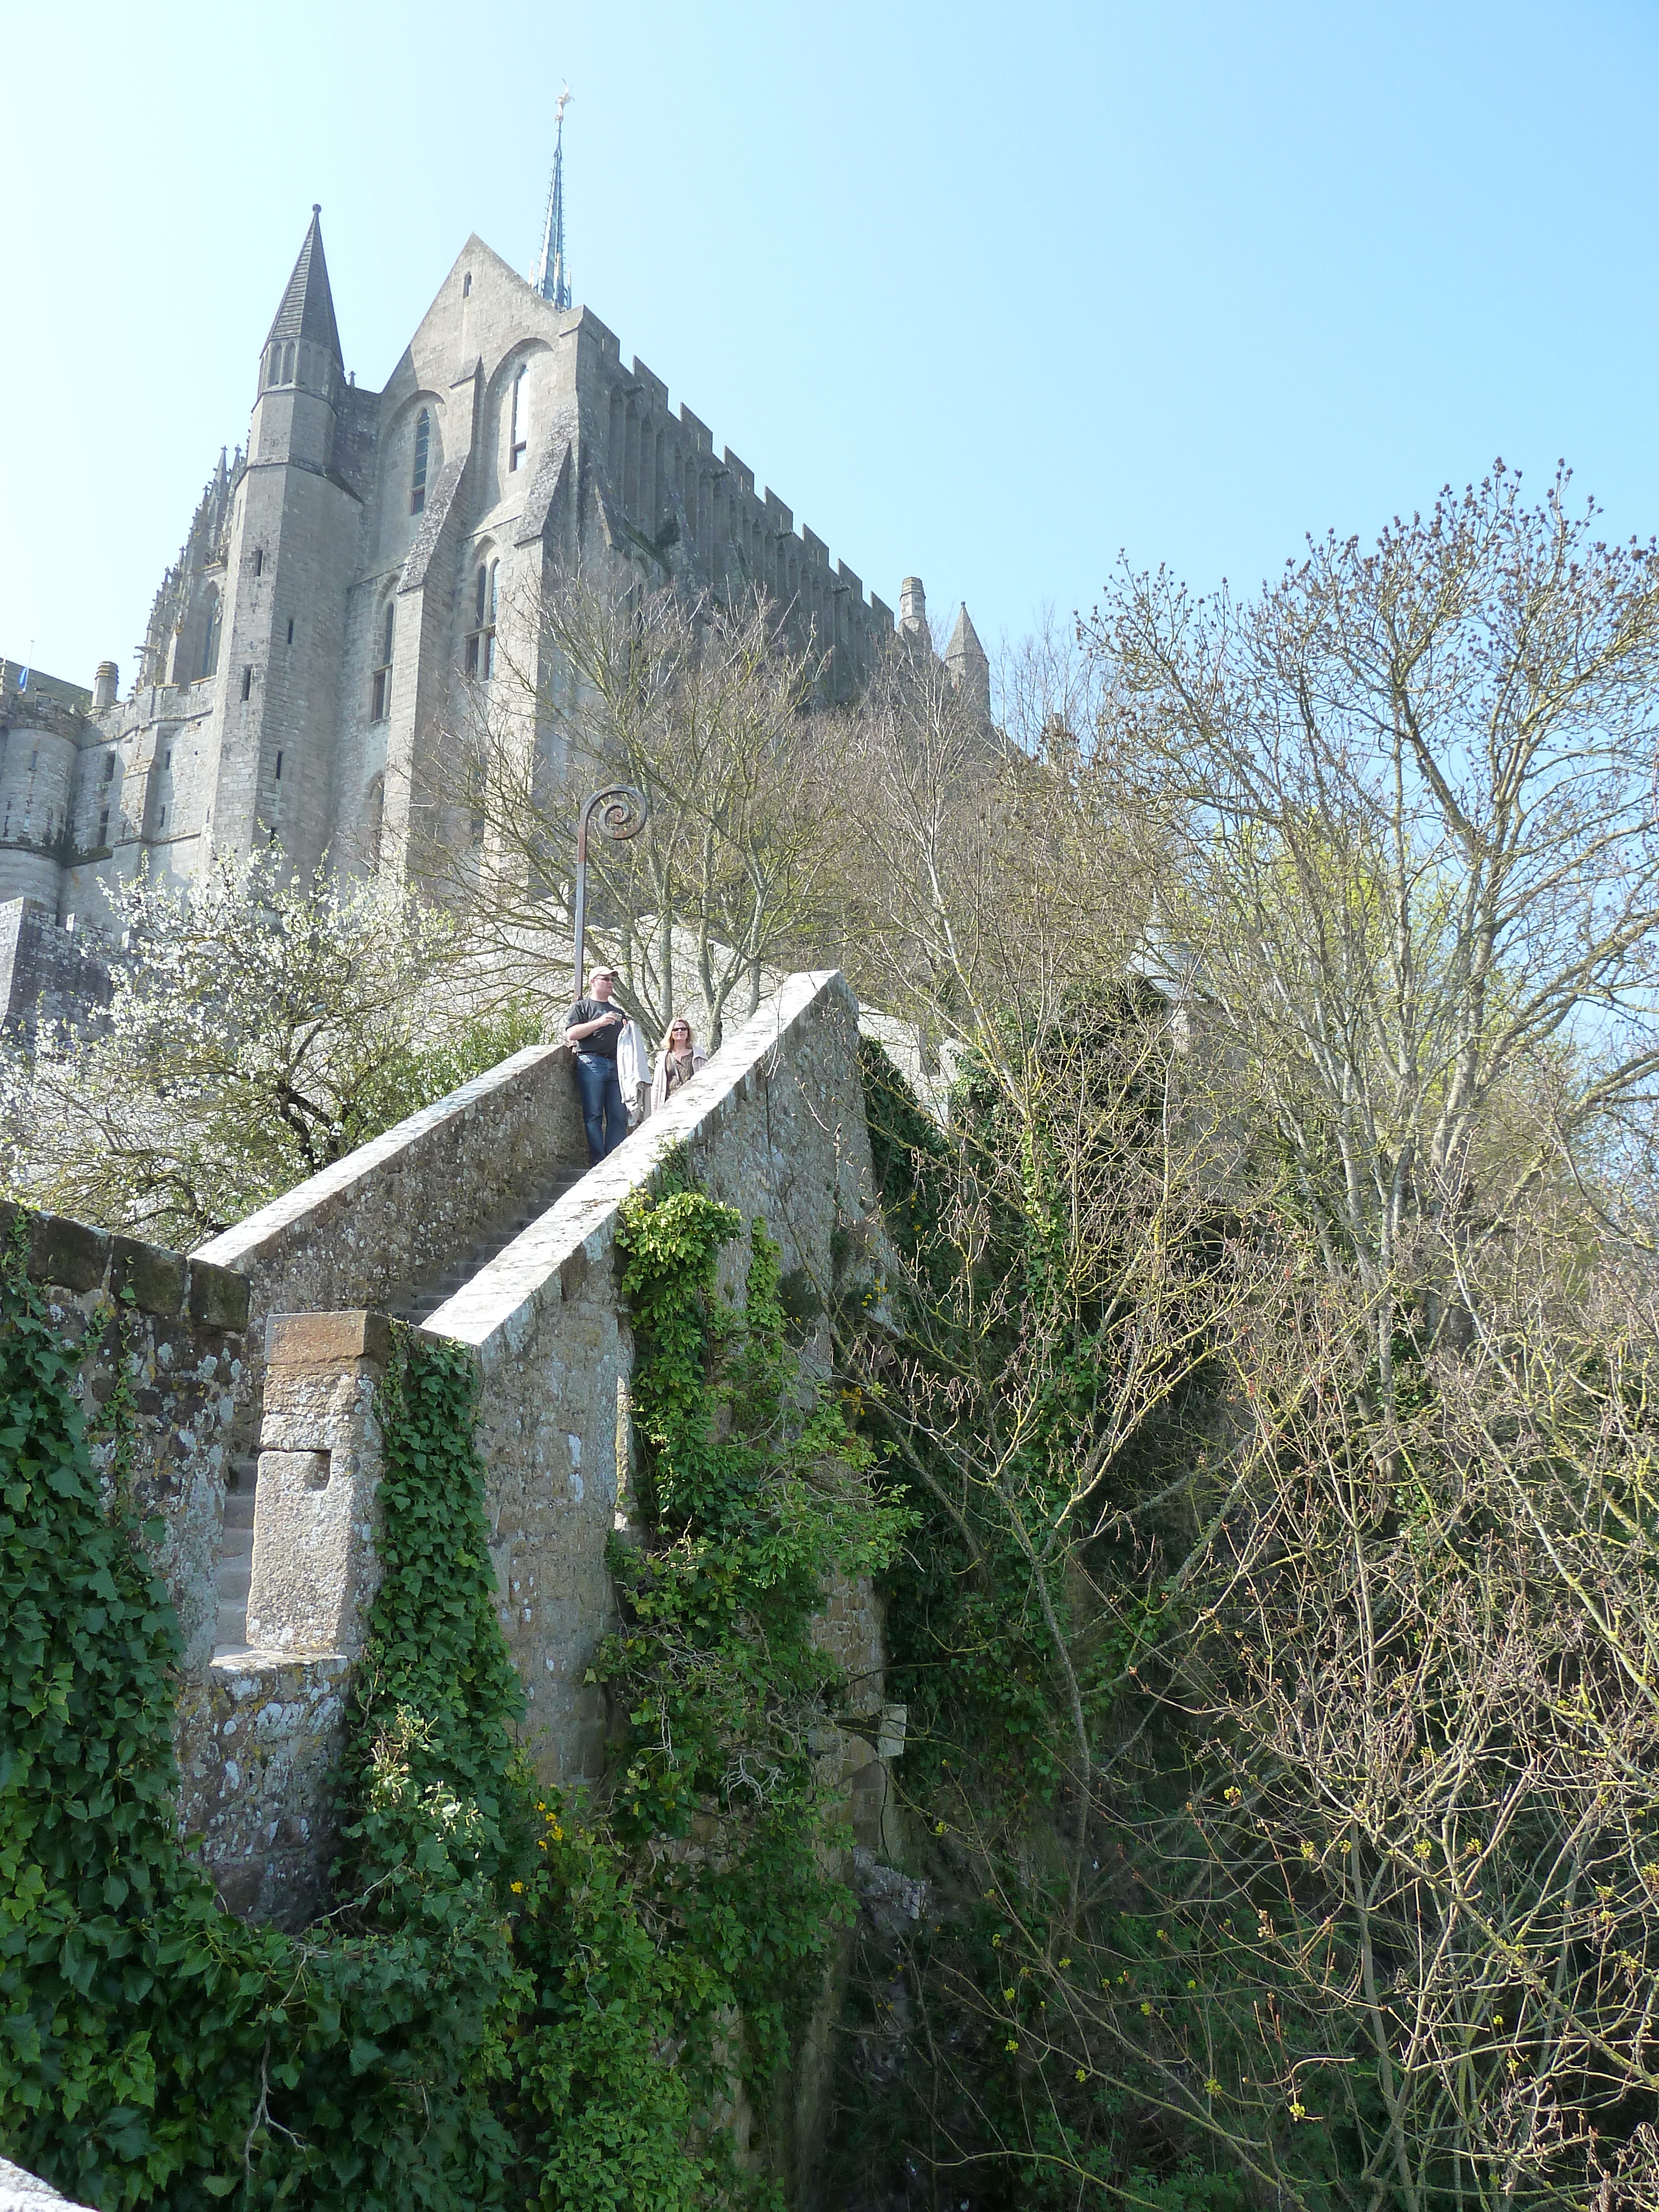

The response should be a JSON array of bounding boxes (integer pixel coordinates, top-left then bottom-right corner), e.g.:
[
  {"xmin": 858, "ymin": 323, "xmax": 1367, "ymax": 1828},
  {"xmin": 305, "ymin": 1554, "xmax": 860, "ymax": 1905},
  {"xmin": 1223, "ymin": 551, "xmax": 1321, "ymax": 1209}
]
[
  {"xmin": 192, "ymin": 1037, "xmax": 588, "ymax": 1455},
  {"xmin": 215, "ymin": 971, "xmax": 893, "ymax": 1927},
  {"xmin": 419, "ymin": 969, "xmax": 884, "ymax": 1785},
  {"xmin": 1, "ymin": 1199, "xmax": 249, "ymax": 1673}
]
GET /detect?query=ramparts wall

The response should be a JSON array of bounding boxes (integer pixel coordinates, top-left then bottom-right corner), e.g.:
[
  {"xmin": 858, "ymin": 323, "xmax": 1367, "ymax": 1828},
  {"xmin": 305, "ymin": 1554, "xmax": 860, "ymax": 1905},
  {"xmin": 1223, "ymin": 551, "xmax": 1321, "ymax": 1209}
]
[{"xmin": 174, "ymin": 969, "xmax": 890, "ymax": 1923}]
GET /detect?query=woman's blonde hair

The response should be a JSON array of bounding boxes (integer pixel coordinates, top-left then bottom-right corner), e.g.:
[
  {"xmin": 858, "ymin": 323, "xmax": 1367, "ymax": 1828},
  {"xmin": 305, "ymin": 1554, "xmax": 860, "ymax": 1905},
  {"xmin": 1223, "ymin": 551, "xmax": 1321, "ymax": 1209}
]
[{"xmin": 660, "ymin": 1017, "xmax": 695, "ymax": 1051}]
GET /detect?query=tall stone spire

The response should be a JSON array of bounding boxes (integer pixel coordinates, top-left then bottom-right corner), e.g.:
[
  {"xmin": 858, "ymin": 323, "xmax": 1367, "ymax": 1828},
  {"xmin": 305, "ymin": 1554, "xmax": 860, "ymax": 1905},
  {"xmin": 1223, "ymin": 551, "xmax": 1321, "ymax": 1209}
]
[
  {"xmin": 265, "ymin": 205, "xmax": 342, "ymax": 368},
  {"xmin": 533, "ymin": 89, "xmax": 573, "ymax": 309}
]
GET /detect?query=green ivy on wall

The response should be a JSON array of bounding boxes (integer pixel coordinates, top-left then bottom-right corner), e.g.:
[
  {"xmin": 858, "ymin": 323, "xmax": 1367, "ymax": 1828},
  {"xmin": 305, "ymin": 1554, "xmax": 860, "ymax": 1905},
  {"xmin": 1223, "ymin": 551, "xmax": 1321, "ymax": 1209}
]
[{"xmin": 1, "ymin": 1172, "xmax": 908, "ymax": 2209}]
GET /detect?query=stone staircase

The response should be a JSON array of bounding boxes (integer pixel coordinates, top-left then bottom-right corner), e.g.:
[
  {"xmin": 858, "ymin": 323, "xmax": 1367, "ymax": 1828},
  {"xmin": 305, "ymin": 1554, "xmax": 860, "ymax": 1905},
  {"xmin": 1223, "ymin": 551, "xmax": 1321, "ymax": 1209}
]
[
  {"xmin": 210, "ymin": 1155, "xmax": 592, "ymax": 1656},
  {"xmin": 394, "ymin": 1160, "xmax": 588, "ymax": 1326}
]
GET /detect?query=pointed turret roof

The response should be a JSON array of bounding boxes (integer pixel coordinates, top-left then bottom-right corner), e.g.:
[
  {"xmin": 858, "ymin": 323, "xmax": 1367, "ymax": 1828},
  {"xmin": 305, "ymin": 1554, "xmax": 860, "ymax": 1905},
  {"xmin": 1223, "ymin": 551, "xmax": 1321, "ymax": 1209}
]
[
  {"xmin": 945, "ymin": 602, "xmax": 988, "ymax": 670},
  {"xmin": 265, "ymin": 206, "xmax": 342, "ymax": 364}
]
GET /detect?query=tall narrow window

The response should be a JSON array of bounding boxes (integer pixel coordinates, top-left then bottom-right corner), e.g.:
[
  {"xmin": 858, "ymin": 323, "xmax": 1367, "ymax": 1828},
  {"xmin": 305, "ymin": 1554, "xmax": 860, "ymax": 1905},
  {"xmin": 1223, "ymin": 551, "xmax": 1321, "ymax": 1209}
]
[
  {"xmin": 283, "ymin": 343, "xmax": 295, "ymax": 383},
  {"xmin": 509, "ymin": 366, "xmax": 529, "ymax": 472},
  {"xmin": 371, "ymin": 602, "xmax": 394, "ymax": 721},
  {"xmin": 98, "ymin": 808, "xmax": 109, "ymax": 847},
  {"xmin": 465, "ymin": 560, "xmax": 498, "ymax": 678},
  {"xmin": 411, "ymin": 409, "xmax": 430, "ymax": 514},
  {"xmin": 241, "ymin": 666, "xmax": 252, "ymax": 701},
  {"xmin": 199, "ymin": 589, "xmax": 221, "ymax": 679},
  {"xmin": 102, "ymin": 754, "xmax": 115, "ymax": 784},
  {"xmin": 253, "ymin": 546, "xmax": 264, "ymax": 576},
  {"xmin": 275, "ymin": 751, "xmax": 283, "ymax": 782}
]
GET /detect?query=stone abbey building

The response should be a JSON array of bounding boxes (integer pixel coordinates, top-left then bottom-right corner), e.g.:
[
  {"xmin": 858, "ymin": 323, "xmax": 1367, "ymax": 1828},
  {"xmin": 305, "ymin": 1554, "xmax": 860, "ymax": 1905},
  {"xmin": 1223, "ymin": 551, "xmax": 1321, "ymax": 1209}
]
[{"xmin": 0, "ymin": 205, "xmax": 989, "ymax": 1036}]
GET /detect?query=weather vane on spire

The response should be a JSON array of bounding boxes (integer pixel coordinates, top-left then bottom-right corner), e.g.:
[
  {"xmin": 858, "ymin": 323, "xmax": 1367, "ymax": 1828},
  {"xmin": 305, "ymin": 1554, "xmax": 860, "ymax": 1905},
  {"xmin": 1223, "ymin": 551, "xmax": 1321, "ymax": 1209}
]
[{"xmin": 534, "ymin": 86, "xmax": 573, "ymax": 310}]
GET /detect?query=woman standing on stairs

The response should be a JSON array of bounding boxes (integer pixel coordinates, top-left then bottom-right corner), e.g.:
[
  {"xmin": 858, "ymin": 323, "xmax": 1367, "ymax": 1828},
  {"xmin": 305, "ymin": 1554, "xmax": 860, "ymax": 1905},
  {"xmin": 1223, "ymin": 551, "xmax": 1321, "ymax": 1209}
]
[{"xmin": 649, "ymin": 1019, "xmax": 706, "ymax": 1114}]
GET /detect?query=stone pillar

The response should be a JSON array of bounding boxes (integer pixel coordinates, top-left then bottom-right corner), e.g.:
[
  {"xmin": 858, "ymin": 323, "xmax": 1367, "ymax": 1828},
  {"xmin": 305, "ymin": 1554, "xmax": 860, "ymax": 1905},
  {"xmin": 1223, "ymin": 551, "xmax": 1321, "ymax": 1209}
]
[{"xmin": 246, "ymin": 1310, "xmax": 390, "ymax": 1655}]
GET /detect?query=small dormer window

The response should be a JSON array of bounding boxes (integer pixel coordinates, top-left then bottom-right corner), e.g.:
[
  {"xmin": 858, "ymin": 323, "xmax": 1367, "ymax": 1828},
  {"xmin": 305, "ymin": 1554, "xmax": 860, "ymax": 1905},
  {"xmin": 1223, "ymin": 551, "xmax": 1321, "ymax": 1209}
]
[
  {"xmin": 509, "ymin": 365, "xmax": 529, "ymax": 472},
  {"xmin": 411, "ymin": 409, "xmax": 430, "ymax": 515}
]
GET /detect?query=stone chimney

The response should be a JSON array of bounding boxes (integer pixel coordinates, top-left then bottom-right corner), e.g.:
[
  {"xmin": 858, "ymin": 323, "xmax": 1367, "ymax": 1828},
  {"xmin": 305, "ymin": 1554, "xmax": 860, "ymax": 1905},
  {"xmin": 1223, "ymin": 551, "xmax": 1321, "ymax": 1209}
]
[
  {"xmin": 92, "ymin": 661, "xmax": 118, "ymax": 712},
  {"xmin": 899, "ymin": 576, "xmax": 927, "ymax": 637}
]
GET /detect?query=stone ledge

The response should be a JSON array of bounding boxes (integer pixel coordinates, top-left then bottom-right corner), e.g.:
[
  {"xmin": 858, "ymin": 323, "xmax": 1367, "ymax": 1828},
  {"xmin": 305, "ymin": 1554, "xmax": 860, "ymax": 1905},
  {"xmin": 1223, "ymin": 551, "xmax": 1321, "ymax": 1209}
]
[
  {"xmin": 0, "ymin": 1198, "xmax": 250, "ymax": 1329},
  {"xmin": 265, "ymin": 1308, "xmax": 392, "ymax": 1368}
]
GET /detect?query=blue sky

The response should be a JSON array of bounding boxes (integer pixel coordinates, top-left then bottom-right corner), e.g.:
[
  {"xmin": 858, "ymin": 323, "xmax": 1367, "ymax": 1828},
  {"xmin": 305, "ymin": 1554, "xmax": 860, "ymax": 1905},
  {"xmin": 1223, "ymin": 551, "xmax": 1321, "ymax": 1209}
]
[{"xmin": 4, "ymin": 0, "xmax": 1655, "ymax": 691}]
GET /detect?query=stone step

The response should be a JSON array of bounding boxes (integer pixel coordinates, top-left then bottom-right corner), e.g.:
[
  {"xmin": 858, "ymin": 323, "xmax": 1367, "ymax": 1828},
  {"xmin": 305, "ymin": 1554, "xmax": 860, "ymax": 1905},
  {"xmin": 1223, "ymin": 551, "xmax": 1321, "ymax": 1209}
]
[
  {"xmin": 398, "ymin": 1161, "xmax": 589, "ymax": 1327},
  {"xmin": 216, "ymin": 1553, "xmax": 252, "ymax": 1601},
  {"xmin": 213, "ymin": 1457, "xmax": 259, "ymax": 1657}
]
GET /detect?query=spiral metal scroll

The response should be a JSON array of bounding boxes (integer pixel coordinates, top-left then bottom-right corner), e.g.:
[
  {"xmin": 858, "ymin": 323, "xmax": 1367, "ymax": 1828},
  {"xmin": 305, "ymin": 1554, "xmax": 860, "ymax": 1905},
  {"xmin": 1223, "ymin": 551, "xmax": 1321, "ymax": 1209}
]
[{"xmin": 573, "ymin": 784, "xmax": 649, "ymax": 995}]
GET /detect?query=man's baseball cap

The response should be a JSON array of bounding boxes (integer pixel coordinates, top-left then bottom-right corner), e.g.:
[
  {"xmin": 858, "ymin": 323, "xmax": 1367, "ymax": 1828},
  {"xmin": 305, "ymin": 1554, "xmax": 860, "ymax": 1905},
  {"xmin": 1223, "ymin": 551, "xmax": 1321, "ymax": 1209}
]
[{"xmin": 589, "ymin": 966, "xmax": 618, "ymax": 982}]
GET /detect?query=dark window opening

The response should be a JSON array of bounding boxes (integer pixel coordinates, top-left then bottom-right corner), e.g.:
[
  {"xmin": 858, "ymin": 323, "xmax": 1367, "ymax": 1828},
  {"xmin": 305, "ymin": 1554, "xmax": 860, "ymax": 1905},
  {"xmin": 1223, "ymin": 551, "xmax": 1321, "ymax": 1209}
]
[
  {"xmin": 372, "ymin": 602, "xmax": 393, "ymax": 721},
  {"xmin": 286, "ymin": 618, "xmax": 294, "ymax": 645},
  {"xmin": 163, "ymin": 749, "xmax": 171, "ymax": 768},
  {"xmin": 200, "ymin": 591, "xmax": 222, "ymax": 679},
  {"xmin": 274, "ymin": 751, "xmax": 283, "ymax": 781},
  {"xmin": 253, "ymin": 547, "xmax": 264, "ymax": 576},
  {"xmin": 509, "ymin": 365, "xmax": 529, "ymax": 471},
  {"xmin": 411, "ymin": 408, "xmax": 431, "ymax": 514},
  {"xmin": 102, "ymin": 754, "xmax": 115, "ymax": 784},
  {"xmin": 97, "ymin": 808, "xmax": 109, "ymax": 846},
  {"xmin": 465, "ymin": 559, "xmax": 498, "ymax": 679},
  {"xmin": 462, "ymin": 272, "xmax": 472, "ymax": 297},
  {"xmin": 241, "ymin": 666, "xmax": 252, "ymax": 701},
  {"xmin": 159, "ymin": 807, "xmax": 166, "ymax": 828}
]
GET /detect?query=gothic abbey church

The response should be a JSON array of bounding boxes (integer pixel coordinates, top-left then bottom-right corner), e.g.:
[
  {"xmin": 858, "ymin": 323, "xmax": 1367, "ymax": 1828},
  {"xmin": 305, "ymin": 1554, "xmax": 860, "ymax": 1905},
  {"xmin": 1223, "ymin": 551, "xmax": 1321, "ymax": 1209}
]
[{"xmin": 0, "ymin": 201, "xmax": 990, "ymax": 1036}]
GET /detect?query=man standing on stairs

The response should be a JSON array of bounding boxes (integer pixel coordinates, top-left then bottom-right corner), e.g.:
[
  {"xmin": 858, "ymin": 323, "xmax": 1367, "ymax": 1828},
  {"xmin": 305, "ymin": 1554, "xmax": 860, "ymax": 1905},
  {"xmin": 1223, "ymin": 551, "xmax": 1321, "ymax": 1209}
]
[{"xmin": 565, "ymin": 966, "xmax": 629, "ymax": 1162}]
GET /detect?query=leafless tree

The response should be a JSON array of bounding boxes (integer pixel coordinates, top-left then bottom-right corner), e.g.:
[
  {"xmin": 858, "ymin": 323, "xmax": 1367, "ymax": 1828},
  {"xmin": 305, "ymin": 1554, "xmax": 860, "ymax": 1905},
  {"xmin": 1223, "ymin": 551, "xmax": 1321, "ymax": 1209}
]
[
  {"xmin": 412, "ymin": 576, "xmax": 859, "ymax": 1047},
  {"xmin": 1086, "ymin": 462, "xmax": 1659, "ymax": 1392}
]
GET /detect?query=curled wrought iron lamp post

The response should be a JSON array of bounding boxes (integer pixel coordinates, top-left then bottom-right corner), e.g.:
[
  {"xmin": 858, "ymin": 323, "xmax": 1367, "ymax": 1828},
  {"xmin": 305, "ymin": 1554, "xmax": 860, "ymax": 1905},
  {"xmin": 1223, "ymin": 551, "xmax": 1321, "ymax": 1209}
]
[{"xmin": 572, "ymin": 784, "xmax": 648, "ymax": 995}]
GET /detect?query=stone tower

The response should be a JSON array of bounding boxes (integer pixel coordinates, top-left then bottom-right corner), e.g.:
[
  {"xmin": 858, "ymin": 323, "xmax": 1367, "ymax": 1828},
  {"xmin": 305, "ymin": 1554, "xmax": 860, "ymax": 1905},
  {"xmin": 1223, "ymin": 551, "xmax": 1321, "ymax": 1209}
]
[
  {"xmin": 200, "ymin": 210, "xmax": 361, "ymax": 880},
  {"xmin": 2, "ymin": 192, "xmax": 995, "ymax": 1039}
]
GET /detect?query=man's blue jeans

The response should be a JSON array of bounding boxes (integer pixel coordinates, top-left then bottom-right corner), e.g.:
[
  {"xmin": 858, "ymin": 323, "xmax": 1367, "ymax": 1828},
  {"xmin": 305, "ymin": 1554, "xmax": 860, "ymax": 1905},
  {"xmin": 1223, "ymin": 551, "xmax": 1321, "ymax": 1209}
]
[{"xmin": 575, "ymin": 1052, "xmax": 628, "ymax": 1163}]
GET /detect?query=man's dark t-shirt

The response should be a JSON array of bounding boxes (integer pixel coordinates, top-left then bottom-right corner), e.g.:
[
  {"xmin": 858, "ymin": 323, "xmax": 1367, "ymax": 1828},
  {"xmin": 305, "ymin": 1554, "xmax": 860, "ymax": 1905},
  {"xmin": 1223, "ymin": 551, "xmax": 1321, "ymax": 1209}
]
[{"xmin": 567, "ymin": 998, "xmax": 623, "ymax": 1059}]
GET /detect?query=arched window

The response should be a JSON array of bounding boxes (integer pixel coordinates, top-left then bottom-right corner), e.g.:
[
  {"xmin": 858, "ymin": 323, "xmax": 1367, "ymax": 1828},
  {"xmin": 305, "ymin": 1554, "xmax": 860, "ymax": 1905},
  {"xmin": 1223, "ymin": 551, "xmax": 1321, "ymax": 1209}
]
[
  {"xmin": 410, "ymin": 409, "xmax": 430, "ymax": 515},
  {"xmin": 199, "ymin": 589, "xmax": 222, "ymax": 680},
  {"xmin": 465, "ymin": 559, "xmax": 498, "ymax": 679},
  {"xmin": 265, "ymin": 348, "xmax": 280, "ymax": 389},
  {"xmin": 283, "ymin": 343, "xmax": 295, "ymax": 383},
  {"xmin": 509, "ymin": 366, "xmax": 530, "ymax": 472},
  {"xmin": 371, "ymin": 601, "xmax": 394, "ymax": 721}
]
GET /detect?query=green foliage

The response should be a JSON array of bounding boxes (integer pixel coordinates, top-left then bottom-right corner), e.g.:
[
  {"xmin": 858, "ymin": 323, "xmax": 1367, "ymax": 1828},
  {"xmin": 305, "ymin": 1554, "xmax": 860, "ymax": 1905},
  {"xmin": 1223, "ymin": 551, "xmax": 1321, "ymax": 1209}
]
[{"xmin": 594, "ymin": 1180, "xmax": 914, "ymax": 2132}]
